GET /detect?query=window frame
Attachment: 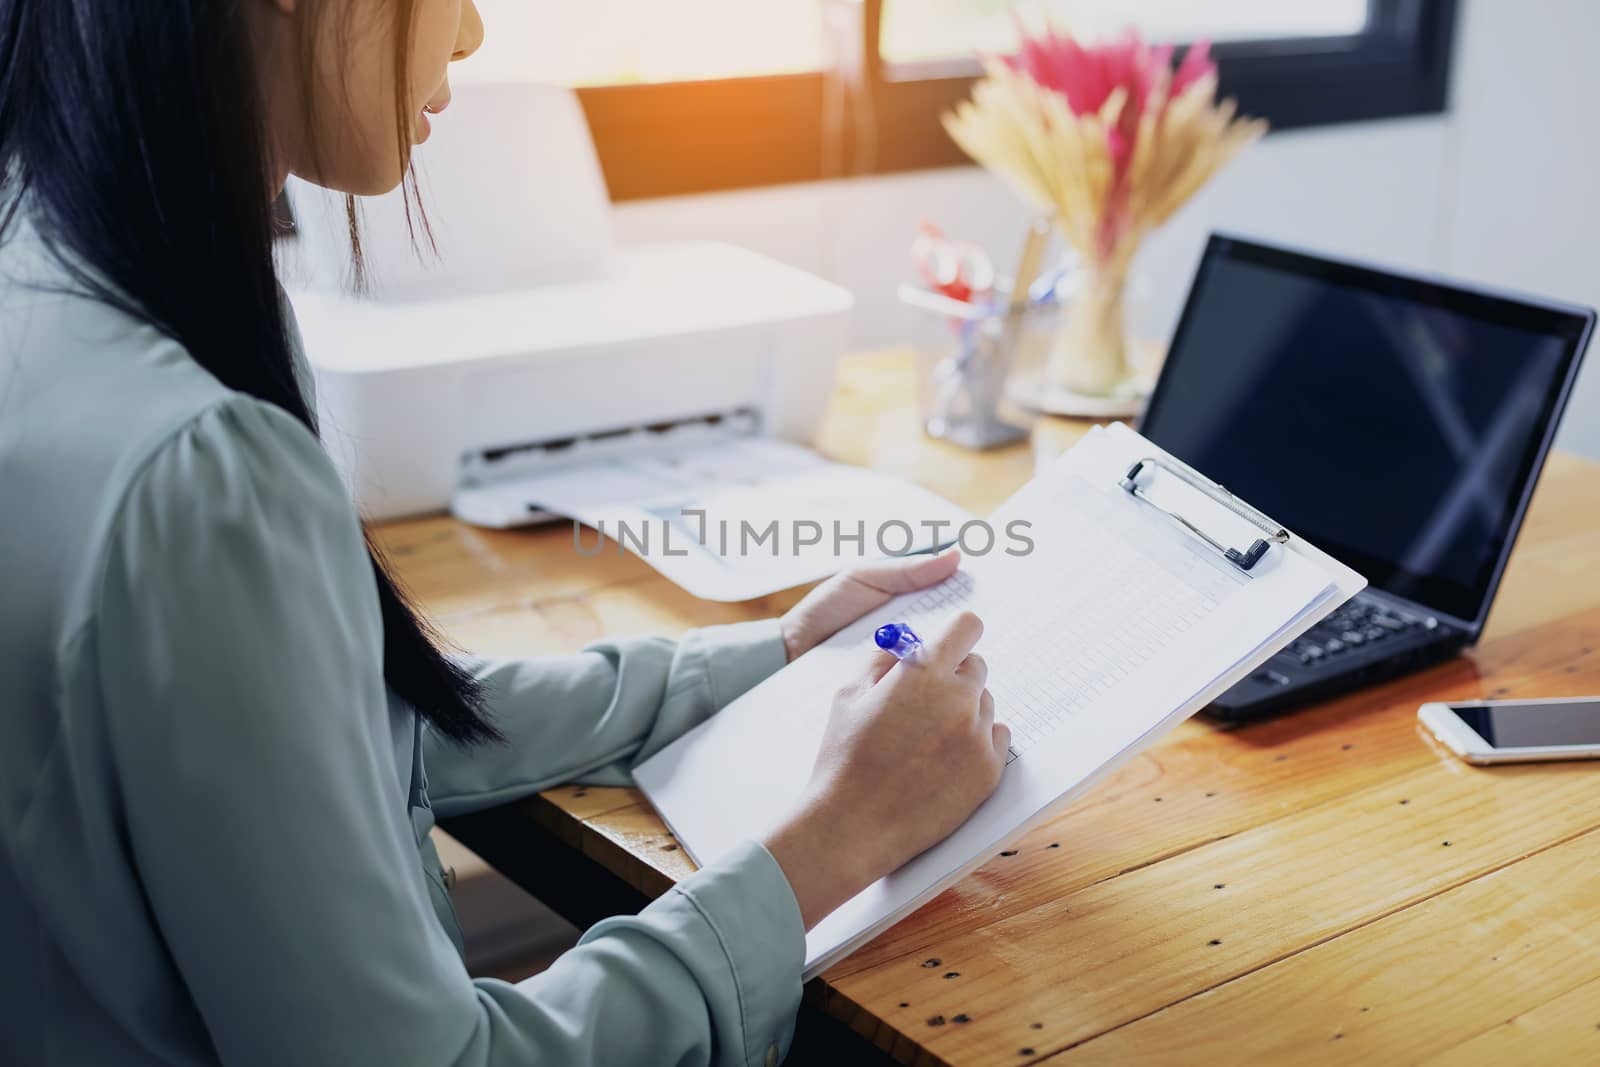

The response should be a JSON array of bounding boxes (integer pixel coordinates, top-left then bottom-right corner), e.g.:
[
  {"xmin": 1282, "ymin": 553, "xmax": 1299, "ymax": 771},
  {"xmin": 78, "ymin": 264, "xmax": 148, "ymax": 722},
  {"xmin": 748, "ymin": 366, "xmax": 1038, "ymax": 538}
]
[{"xmin": 577, "ymin": 0, "xmax": 1457, "ymax": 202}]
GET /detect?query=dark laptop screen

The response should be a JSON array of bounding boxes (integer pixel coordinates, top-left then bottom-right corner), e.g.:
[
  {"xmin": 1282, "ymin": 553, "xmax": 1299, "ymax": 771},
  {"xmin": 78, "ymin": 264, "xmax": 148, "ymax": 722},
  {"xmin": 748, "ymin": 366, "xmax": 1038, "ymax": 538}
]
[{"xmin": 1138, "ymin": 236, "xmax": 1591, "ymax": 625}]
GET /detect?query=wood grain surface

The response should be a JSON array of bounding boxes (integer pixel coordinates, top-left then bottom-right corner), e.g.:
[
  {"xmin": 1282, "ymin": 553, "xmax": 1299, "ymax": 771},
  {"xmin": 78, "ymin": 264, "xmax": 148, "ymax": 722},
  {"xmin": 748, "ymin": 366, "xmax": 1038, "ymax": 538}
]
[{"xmin": 379, "ymin": 350, "xmax": 1600, "ymax": 1066}]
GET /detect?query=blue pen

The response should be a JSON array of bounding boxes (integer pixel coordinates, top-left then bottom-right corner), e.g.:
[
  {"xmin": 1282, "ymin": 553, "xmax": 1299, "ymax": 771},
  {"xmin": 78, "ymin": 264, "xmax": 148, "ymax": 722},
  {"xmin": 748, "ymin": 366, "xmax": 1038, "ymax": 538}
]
[{"xmin": 874, "ymin": 622, "xmax": 923, "ymax": 660}]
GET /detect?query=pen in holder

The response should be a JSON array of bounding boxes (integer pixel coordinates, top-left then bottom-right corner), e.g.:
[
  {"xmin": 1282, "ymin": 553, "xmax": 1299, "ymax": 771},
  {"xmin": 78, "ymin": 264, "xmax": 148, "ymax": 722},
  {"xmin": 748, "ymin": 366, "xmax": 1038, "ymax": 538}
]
[
  {"xmin": 902, "ymin": 218, "xmax": 1057, "ymax": 451},
  {"xmin": 900, "ymin": 283, "xmax": 1055, "ymax": 451}
]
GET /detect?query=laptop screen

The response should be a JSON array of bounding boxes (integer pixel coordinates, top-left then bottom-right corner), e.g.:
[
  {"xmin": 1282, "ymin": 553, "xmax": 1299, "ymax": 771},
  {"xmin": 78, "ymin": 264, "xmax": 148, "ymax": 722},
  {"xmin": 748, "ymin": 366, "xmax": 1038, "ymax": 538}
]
[{"xmin": 1138, "ymin": 236, "xmax": 1592, "ymax": 626}]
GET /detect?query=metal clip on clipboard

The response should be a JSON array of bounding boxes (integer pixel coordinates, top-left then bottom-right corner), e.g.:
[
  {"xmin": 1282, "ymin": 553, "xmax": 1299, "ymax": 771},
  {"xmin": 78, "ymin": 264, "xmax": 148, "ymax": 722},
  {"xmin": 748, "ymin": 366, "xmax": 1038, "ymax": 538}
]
[{"xmin": 1119, "ymin": 456, "xmax": 1290, "ymax": 573}]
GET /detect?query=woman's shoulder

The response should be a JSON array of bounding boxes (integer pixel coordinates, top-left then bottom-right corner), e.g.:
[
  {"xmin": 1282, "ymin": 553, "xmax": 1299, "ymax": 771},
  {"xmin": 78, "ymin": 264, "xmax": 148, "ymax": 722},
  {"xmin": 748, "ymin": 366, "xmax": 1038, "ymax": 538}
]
[
  {"xmin": 114, "ymin": 391, "xmax": 356, "ymax": 559},
  {"xmin": 0, "ymin": 235, "xmax": 358, "ymax": 643},
  {"xmin": 23, "ymin": 395, "xmax": 361, "ymax": 657},
  {"xmin": 0, "ymin": 226, "xmax": 239, "ymax": 464}
]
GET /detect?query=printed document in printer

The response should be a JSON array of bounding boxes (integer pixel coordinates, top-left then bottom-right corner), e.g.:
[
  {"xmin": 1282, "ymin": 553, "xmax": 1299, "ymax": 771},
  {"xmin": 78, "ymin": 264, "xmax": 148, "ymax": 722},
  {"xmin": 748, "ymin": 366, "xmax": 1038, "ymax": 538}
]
[{"xmin": 454, "ymin": 436, "xmax": 974, "ymax": 602}]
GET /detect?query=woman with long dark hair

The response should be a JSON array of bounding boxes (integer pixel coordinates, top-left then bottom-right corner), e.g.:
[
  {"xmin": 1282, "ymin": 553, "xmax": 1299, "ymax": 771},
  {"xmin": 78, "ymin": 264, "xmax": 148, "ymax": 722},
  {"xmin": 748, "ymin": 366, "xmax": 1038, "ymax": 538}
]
[{"xmin": 0, "ymin": 1, "xmax": 1010, "ymax": 1063}]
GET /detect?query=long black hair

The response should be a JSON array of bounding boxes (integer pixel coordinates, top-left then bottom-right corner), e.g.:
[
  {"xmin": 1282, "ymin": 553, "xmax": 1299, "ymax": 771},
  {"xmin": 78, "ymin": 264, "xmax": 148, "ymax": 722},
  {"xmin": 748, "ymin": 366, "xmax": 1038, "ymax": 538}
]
[{"xmin": 0, "ymin": 1, "xmax": 499, "ymax": 744}]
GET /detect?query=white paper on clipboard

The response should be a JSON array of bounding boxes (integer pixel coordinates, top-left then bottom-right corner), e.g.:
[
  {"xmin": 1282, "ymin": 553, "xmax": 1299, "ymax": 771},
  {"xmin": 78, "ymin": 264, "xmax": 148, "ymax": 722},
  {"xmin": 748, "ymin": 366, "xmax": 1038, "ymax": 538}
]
[{"xmin": 635, "ymin": 421, "xmax": 1366, "ymax": 977}]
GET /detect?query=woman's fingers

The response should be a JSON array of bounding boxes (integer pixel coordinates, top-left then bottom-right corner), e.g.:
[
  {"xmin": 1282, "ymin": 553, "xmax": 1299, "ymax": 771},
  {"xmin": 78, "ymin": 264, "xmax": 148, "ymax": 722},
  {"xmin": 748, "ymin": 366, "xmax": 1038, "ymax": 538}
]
[
  {"xmin": 776, "ymin": 619, "xmax": 1011, "ymax": 919},
  {"xmin": 861, "ymin": 649, "xmax": 900, "ymax": 686},
  {"xmin": 865, "ymin": 610, "xmax": 982, "ymax": 688},
  {"xmin": 991, "ymin": 720, "xmax": 1012, "ymax": 763},
  {"xmin": 846, "ymin": 547, "xmax": 961, "ymax": 596},
  {"xmin": 923, "ymin": 610, "xmax": 983, "ymax": 670}
]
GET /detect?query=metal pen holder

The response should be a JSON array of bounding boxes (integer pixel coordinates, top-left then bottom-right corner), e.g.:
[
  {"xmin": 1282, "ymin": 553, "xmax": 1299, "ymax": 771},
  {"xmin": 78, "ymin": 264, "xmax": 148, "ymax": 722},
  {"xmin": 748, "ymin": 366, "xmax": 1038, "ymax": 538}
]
[{"xmin": 901, "ymin": 283, "xmax": 1051, "ymax": 450}]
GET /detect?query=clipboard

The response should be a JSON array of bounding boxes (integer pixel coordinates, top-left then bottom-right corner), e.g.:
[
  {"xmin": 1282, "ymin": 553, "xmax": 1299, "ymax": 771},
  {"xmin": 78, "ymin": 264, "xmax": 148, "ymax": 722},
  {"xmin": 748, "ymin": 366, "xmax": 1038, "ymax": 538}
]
[
  {"xmin": 635, "ymin": 422, "xmax": 1367, "ymax": 978},
  {"xmin": 1119, "ymin": 455, "xmax": 1291, "ymax": 573}
]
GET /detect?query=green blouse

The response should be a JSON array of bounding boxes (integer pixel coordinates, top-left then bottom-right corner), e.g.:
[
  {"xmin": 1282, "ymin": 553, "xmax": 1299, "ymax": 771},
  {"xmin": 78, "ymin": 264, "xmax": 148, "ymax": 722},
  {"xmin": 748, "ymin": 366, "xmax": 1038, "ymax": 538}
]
[{"xmin": 0, "ymin": 222, "xmax": 804, "ymax": 1066}]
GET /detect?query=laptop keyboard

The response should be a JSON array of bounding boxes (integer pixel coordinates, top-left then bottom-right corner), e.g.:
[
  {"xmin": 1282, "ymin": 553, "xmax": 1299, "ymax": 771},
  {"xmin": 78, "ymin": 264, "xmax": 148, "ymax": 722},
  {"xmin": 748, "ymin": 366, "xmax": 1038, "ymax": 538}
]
[{"xmin": 1283, "ymin": 598, "xmax": 1439, "ymax": 668}]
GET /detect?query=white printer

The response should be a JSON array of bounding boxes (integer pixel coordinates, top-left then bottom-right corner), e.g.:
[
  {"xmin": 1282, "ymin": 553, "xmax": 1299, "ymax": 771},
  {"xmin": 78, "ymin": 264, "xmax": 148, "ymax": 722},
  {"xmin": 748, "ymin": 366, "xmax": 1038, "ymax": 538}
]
[{"xmin": 283, "ymin": 83, "xmax": 854, "ymax": 525}]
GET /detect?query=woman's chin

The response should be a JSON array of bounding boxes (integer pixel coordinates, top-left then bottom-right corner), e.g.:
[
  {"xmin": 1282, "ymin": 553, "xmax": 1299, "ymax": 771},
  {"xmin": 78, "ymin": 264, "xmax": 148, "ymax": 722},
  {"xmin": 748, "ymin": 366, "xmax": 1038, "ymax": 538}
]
[
  {"xmin": 301, "ymin": 162, "xmax": 409, "ymax": 199},
  {"xmin": 290, "ymin": 120, "xmax": 431, "ymax": 198}
]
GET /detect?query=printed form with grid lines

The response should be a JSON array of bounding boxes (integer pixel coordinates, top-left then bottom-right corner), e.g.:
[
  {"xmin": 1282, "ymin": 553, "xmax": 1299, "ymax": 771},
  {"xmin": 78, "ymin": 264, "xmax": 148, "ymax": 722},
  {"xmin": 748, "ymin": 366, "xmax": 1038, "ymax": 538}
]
[{"xmin": 635, "ymin": 421, "xmax": 1365, "ymax": 977}]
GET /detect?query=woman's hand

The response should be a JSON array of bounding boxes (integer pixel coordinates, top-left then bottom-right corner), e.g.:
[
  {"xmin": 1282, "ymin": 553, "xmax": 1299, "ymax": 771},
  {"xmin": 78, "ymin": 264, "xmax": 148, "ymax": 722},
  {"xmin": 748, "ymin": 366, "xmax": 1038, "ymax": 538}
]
[
  {"xmin": 778, "ymin": 548, "xmax": 962, "ymax": 662},
  {"xmin": 761, "ymin": 611, "xmax": 1009, "ymax": 929}
]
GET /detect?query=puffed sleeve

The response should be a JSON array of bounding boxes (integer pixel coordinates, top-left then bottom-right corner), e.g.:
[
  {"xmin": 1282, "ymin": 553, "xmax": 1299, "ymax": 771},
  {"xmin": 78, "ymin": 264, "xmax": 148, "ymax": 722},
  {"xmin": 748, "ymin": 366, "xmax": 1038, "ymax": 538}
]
[
  {"xmin": 425, "ymin": 620, "xmax": 790, "ymax": 816},
  {"xmin": 95, "ymin": 396, "xmax": 805, "ymax": 1067}
]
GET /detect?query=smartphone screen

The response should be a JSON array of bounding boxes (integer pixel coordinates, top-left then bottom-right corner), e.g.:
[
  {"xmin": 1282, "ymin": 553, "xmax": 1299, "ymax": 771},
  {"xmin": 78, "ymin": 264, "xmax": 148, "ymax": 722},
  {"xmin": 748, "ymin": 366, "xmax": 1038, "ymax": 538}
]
[{"xmin": 1453, "ymin": 700, "xmax": 1600, "ymax": 749}]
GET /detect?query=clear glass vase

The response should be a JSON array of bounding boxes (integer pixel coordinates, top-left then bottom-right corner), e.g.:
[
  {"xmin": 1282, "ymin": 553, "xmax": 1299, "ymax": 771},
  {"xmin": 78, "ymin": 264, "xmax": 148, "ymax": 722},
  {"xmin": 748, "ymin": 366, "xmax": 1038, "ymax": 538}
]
[{"xmin": 1046, "ymin": 261, "xmax": 1132, "ymax": 397}]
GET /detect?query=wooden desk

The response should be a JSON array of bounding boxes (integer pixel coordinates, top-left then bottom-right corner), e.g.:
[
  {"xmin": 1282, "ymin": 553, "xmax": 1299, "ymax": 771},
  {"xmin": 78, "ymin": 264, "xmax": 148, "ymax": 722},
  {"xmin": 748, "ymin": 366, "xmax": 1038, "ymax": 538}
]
[{"xmin": 376, "ymin": 349, "xmax": 1600, "ymax": 1066}]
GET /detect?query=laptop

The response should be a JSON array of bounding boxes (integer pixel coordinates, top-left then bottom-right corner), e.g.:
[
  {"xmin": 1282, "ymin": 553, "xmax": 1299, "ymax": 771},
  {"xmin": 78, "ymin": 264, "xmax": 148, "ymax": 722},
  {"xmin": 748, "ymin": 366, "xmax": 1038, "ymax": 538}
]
[{"xmin": 1138, "ymin": 234, "xmax": 1595, "ymax": 722}]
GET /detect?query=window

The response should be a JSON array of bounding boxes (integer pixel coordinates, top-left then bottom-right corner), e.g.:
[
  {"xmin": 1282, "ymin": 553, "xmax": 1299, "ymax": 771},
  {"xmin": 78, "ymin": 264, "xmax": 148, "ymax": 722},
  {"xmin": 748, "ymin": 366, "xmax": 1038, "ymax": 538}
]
[
  {"xmin": 880, "ymin": 1, "xmax": 1371, "ymax": 66},
  {"xmin": 458, "ymin": 0, "xmax": 1457, "ymax": 202},
  {"xmin": 458, "ymin": 1, "xmax": 830, "ymax": 86}
]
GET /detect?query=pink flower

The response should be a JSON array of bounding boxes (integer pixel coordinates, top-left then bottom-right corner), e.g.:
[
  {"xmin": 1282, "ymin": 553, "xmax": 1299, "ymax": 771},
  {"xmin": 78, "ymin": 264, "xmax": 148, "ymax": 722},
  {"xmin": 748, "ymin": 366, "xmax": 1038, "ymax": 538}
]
[
  {"xmin": 1004, "ymin": 23, "xmax": 1215, "ymax": 123},
  {"xmin": 1003, "ymin": 24, "xmax": 1216, "ymax": 258}
]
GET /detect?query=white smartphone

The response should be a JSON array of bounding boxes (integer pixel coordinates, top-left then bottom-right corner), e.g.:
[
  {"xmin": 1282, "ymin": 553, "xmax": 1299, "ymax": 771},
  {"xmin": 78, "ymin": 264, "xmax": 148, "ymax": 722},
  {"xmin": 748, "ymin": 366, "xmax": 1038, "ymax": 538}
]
[{"xmin": 1418, "ymin": 698, "xmax": 1600, "ymax": 765}]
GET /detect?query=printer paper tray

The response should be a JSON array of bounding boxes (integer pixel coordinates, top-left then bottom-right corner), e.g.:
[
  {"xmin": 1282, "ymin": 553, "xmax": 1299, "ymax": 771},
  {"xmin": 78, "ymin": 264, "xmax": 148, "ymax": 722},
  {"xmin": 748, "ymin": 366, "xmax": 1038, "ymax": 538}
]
[{"xmin": 452, "ymin": 437, "xmax": 972, "ymax": 602}]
